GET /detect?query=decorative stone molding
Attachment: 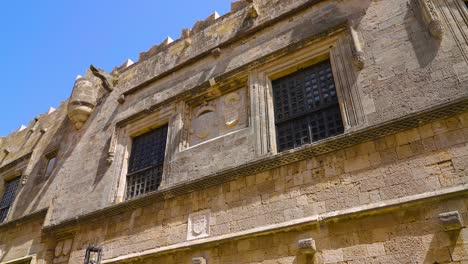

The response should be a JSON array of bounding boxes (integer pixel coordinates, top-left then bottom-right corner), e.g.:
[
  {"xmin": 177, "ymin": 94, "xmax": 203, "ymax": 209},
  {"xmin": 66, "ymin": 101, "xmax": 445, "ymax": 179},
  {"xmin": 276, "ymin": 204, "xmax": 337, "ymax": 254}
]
[
  {"xmin": 298, "ymin": 238, "xmax": 317, "ymax": 255},
  {"xmin": 417, "ymin": 0, "xmax": 444, "ymax": 38},
  {"xmin": 187, "ymin": 210, "xmax": 211, "ymax": 241},
  {"xmin": 107, "ymin": 128, "xmax": 117, "ymax": 164},
  {"xmin": 439, "ymin": 211, "xmax": 464, "ymax": 231},
  {"xmin": 349, "ymin": 25, "xmax": 365, "ymax": 70},
  {"xmin": 192, "ymin": 257, "xmax": 207, "ymax": 264}
]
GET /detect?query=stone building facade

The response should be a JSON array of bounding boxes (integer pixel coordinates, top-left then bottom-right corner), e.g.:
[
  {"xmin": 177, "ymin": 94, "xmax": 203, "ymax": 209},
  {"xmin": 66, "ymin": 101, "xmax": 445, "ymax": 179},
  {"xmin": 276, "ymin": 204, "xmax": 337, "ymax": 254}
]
[{"xmin": 0, "ymin": 0, "xmax": 468, "ymax": 263}]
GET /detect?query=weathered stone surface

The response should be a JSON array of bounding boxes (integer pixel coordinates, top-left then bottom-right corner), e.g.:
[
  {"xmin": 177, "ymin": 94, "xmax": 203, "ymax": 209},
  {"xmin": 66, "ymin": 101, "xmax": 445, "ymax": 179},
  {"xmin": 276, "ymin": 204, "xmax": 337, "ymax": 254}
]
[{"xmin": 1, "ymin": 0, "xmax": 468, "ymax": 263}]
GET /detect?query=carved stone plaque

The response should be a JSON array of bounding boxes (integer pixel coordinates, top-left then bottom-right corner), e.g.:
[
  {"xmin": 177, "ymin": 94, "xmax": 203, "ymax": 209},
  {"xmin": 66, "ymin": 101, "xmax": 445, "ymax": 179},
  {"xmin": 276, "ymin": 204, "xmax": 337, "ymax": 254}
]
[
  {"xmin": 190, "ymin": 88, "xmax": 247, "ymax": 146},
  {"xmin": 187, "ymin": 209, "xmax": 211, "ymax": 240},
  {"xmin": 53, "ymin": 238, "xmax": 73, "ymax": 264}
]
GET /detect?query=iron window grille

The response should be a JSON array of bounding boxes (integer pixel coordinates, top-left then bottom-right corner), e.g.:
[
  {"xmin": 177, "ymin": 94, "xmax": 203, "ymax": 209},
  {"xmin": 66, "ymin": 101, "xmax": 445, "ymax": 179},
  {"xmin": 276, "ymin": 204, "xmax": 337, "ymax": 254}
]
[
  {"xmin": 126, "ymin": 124, "xmax": 168, "ymax": 199},
  {"xmin": 0, "ymin": 177, "xmax": 20, "ymax": 223},
  {"xmin": 272, "ymin": 59, "xmax": 344, "ymax": 152}
]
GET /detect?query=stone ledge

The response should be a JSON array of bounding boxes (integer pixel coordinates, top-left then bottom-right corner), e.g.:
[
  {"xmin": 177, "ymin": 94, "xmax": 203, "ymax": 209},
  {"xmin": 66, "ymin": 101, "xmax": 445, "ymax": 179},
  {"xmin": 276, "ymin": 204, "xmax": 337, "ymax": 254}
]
[
  {"xmin": 0, "ymin": 209, "xmax": 47, "ymax": 231},
  {"xmin": 42, "ymin": 96, "xmax": 468, "ymax": 235},
  {"xmin": 101, "ymin": 184, "xmax": 468, "ymax": 263}
]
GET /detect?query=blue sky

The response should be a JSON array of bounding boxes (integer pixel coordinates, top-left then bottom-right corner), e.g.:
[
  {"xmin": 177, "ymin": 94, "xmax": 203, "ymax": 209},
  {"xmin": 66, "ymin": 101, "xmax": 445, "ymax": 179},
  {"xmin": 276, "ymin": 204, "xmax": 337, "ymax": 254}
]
[{"xmin": 0, "ymin": 1, "xmax": 231, "ymax": 136}]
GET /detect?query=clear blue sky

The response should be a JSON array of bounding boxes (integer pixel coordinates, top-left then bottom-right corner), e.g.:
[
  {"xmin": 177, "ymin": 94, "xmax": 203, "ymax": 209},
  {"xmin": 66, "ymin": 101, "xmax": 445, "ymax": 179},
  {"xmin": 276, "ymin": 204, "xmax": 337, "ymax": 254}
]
[{"xmin": 0, "ymin": 1, "xmax": 231, "ymax": 136}]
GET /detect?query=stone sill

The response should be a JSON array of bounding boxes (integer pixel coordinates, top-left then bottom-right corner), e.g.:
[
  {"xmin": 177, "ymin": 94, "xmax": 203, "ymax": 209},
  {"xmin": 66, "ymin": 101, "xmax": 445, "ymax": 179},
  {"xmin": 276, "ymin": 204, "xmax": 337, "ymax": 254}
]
[
  {"xmin": 102, "ymin": 184, "xmax": 468, "ymax": 263},
  {"xmin": 42, "ymin": 96, "xmax": 468, "ymax": 235}
]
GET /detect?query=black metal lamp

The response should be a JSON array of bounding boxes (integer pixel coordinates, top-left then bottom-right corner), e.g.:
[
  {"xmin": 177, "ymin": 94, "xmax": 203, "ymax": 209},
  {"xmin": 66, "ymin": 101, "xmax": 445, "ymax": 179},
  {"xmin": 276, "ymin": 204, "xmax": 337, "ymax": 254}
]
[{"xmin": 84, "ymin": 244, "xmax": 102, "ymax": 264}]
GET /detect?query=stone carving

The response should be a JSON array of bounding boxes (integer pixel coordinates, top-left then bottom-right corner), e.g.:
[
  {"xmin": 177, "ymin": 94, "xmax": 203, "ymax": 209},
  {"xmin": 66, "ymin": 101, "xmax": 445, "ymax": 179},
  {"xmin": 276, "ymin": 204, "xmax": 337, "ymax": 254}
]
[
  {"xmin": 107, "ymin": 128, "xmax": 117, "ymax": 164},
  {"xmin": 53, "ymin": 238, "xmax": 73, "ymax": 264},
  {"xmin": 417, "ymin": 0, "xmax": 444, "ymax": 38},
  {"xmin": 68, "ymin": 66, "xmax": 115, "ymax": 130},
  {"xmin": 349, "ymin": 25, "xmax": 365, "ymax": 70},
  {"xmin": 192, "ymin": 106, "xmax": 217, "ymax": 140},
  {"xmin": 439, "ymin": 211, "xmax": 464, "ymax": 231},
  {"xmin": 190, "ymin": 88, "xmax": 247, "ymax": 146},
  {"xmin": 223, "ymin": 92, "xmax": 241, "ymax": 128},
  {"xmin": 187, "ymin": 210, "xmax": 210, "ymax": 240}
]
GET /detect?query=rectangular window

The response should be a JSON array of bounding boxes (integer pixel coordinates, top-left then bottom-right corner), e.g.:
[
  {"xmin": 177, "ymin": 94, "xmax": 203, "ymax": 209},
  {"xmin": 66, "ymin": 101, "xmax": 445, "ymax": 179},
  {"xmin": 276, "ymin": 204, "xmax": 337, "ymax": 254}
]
[
  {"xmin": 0, "ymin": 177, "xmax": 20, "ymax": 223},
  {"xmin": 44, "ymin": 151, "xmax": 57, "ymax": 178},
  {"xmin": 126, "ymin": 125, "xmax": 168, "ymax": 199},
  {"xmin": 272, "ymin": 59, "xmax": 344, "ymax": 152}
]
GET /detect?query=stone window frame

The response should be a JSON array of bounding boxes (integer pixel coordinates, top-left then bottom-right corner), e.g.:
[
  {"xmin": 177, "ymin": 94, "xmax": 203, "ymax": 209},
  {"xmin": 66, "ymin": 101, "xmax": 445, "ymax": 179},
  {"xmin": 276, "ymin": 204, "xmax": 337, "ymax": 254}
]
[
  {"xmin": 112, "ymin": 105, "xmax": 178, "ymax": 203},
  {"xmin": 251, "ymin": 30, "xmax": 365, "ymax": 155},
  {"xmin": 0, "ymin": 156, "xmax": 29, "ymax": 223},
  {"xmin": 42, "ymin": 149, "xmax": 58, "ymax": 178}
]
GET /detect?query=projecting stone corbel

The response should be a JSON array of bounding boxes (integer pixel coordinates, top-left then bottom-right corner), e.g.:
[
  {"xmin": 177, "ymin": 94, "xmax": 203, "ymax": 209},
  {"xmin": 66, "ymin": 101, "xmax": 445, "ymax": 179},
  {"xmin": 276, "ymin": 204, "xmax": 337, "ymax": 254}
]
[
  {"xmin": 192, "ymin": 257, "xmax": 207, "ymax": 264},
  {"xmin": 417, "ymin": 0, "xmax": 444, "ymax": 38},
  {"xmin": 298, "ymin": 238, "xmax": 317, "ymax": 255},
  {"xmin": 439, "ymin": 211, "xmax": 464, "ymax": 231},
  {"xmin": 349, "ymin": 25, "xmax": 365, "ymax": 70}
]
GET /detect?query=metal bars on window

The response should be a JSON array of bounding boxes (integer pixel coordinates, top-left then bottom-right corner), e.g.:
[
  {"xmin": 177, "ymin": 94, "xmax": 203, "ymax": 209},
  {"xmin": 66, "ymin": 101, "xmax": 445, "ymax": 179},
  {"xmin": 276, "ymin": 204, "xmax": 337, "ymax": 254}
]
[
  {"xmin": 126, "ymin": 125, "xmax": 168, "ymax": 199},
  {"xmin": 272, "ymin": 59, "xmax": 344, "ymax": 152},
  {"xmin": 0, "ymin": 177, "xmax": 20, "ymax": 223}
]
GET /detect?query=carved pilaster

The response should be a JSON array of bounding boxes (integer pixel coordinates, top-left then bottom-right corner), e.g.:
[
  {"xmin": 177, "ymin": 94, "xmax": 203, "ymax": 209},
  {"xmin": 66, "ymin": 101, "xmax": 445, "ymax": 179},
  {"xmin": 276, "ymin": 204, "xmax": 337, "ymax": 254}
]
[{"xmin": 418, "ymin": 0, "xmax": 444, "ymax": 38}]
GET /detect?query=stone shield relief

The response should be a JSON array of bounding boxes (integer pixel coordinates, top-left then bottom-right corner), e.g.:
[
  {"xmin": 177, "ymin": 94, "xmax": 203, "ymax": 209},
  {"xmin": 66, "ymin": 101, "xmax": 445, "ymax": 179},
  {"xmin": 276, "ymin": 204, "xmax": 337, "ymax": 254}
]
[
  {"xmin": 190, "ymin": 88, "xmax": 247, "ymax": 146},
  {"xmin": 187, "ymin": 209, "xmax": 211, "ymax": 240}
]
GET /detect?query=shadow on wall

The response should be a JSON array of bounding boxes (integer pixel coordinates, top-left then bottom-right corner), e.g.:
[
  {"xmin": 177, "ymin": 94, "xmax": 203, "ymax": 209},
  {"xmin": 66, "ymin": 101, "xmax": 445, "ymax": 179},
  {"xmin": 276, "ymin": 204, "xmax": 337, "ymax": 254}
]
[
  {"xmin": 0, "ymin": 219, "xmax": 44, "ymax": 263},
  {"xmin": 405, "ymin": 0, "xmax": 440, "ymax": 68},
  {"xmin": 11, "ymin": 115, "xmax": 83, "ymax": 218}
]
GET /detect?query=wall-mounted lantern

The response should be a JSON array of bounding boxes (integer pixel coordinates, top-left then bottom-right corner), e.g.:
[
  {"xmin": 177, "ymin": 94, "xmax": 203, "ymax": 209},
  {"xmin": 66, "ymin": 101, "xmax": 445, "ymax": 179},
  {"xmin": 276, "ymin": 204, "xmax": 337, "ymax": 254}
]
[{"xmin": 84, "ymin": 244, "xmax": 102, "ymax": 264}]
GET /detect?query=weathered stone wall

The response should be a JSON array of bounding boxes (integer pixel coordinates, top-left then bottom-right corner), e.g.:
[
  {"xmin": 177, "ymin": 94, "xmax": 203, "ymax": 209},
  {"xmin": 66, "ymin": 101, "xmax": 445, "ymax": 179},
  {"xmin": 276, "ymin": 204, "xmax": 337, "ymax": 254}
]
[
  {"xmin": 0, "ymin": 217, "xmax": 45, "ymax": 263},
  {"xmin": 68, "ymin": 198, "xmax": 467, "ymax": 264},
  {"xmin": 48, "ymin": 112, "xmax": 468, "ymax": 263},
  {"xmin": 0, "ymin": 0, "xmax": 467, "ymax": 263}
]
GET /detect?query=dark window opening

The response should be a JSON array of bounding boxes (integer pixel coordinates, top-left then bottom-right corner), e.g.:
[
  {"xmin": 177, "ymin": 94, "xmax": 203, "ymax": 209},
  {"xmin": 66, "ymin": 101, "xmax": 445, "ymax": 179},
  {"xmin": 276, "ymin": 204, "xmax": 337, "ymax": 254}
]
[
  {"xmin": 44, "ymin": 151, "xmax": 58, "ymax": 178},
  {"xmin": 0, "ymin": 177, "xmax": 20, "ymax": 223},
  {"xmin": 272, "ymin": 59, "xmax": 344, "ymax": 152},
  {"xmin": 126, "ymin": 125, "xmax": 168, "ymax": 199}
]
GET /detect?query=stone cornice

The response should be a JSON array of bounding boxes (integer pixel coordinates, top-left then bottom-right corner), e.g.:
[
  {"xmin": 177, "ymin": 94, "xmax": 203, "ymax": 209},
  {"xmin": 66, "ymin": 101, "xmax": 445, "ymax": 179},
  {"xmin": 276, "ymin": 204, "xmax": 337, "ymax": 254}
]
[
  {"xmin": 119, "ymin": 0, "xmax": 326, "ymax": 97},
  {"xmin": 0, "ymin": 208, "xmax": 47, "ymax": 231},
  {"xmin": 42, "ymin": 96, "xmax": 468, "ymax": 235},
  {"xmin": 101, "ymin": 185, "xmax": 468, "ymax": 263}
]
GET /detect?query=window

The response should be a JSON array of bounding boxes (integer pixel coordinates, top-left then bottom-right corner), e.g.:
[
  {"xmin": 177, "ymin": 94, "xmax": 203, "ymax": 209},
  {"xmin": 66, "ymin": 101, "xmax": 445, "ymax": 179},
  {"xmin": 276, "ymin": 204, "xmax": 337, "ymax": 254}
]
[
  {"xmin": 126, "ymin": 125, "xmax": 168, "ymax": 199},
  {"xmin": 0, "ymin": 177, "xmax": 20, "ymax": 223},
  {"xmin": 44, "ymin": 151, "xmax": 57, "ymax": 178},
  {"xmin": 272, "ymin": 59, "xmax": 344, "ymax": 152}
]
